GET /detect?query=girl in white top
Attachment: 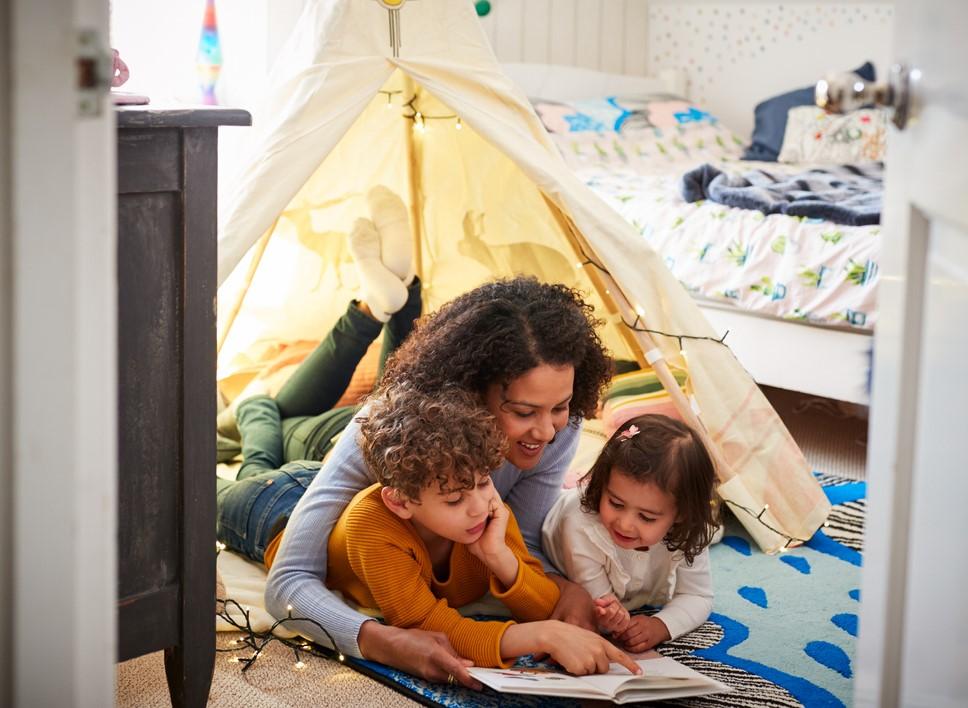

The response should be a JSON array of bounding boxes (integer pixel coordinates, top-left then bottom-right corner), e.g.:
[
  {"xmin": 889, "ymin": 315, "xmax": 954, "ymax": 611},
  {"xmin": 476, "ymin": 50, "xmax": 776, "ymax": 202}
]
[{"xmin": 542, "ymin": 414, "xmax": 719, "ymax": 653}]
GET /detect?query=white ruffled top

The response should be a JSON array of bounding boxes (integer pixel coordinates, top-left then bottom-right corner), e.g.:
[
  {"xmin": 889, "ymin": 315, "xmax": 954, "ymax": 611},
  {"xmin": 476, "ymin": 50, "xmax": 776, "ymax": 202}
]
[{"xmin": 541, "ymin": 487, "xmax": 713, "ymax": 639}]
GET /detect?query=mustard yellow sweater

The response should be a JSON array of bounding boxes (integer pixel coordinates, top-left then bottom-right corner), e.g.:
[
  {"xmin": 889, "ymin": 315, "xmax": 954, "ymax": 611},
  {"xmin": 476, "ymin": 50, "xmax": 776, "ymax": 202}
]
[{"xmin": 324, "ymin": 483, "xmax": 560, "ymax": 667}]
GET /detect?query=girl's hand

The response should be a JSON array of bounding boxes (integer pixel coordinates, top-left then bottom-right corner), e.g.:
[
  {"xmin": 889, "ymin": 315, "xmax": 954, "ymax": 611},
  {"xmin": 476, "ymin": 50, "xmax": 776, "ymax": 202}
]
[
  {"xmin": 594, "ymin": 594, "xmax": 631, "ymax": 635},
  {"xmin": 534, "ymin": 621, "xmax": 641, "ymax": 676},
  {"xmin": 467, "ymin": 490, "xmax": 510, "ymax": 562},
  {"xmin": 614, "ymin": 615, "xmax": 671, "ymax": 654}
]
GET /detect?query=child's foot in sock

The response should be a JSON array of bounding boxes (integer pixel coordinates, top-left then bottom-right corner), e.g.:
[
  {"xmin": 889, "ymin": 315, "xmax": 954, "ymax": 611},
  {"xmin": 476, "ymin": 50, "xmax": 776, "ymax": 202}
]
[
  {"xmin": 367, "ymin": 185, "xmax": 415, "ymax": 286},
  {"xmin": 348, "ymin": 217, "xmax": 407, "ymax": 322}
]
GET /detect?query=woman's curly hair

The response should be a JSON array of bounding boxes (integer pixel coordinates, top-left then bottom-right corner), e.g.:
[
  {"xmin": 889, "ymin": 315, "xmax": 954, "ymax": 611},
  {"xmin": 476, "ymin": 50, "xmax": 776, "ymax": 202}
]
[
  {"xmin": 380, "ymin": 277, "xmax": 611, "ymax": 422},
  {"xmin": 580, "ymin": 414, "xmax": 719, "ymax": 563},
  {"xmin": 358, "ymin": 383, "xmax": 508, "ymax": 502}
]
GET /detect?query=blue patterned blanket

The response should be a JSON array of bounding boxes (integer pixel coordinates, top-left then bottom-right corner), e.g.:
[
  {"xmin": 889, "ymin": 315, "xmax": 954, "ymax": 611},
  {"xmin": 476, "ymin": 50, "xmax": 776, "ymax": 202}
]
[
  {"xmin": 343, "ymin": 473, "xmax": 865, "ymax": 708},
  {"xmin": 680, "ymin": 162, "xmax": 883, "ymax": 226}
]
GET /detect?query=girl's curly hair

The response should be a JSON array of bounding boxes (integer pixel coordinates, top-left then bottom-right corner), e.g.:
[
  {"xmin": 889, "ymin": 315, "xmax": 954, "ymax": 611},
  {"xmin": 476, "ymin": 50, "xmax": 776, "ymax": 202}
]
[
  {"xmin": 358, "ymin": 383, "xmax": 508, "ymax": 502},
  {"xmin": 380, "ymin": 277, "xmax": 611, "ymax": 422},
  {"xmin": 580, "ymin": 414, "xmax": 719, "ymax": 563}
]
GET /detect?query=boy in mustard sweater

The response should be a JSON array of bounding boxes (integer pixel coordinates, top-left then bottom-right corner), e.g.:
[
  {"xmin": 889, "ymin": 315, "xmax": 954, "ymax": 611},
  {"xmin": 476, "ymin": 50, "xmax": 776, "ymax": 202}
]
[{"xmin": 325, "ymin": 383, "xmax": 639, "ymax": 675}]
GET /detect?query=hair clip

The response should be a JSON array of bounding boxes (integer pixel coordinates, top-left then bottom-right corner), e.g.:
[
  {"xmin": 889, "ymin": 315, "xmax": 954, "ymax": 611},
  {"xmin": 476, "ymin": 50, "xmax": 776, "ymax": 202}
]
[{"xmin": 619, "ymin": 424, "xmax": 640, "ymax": 441}]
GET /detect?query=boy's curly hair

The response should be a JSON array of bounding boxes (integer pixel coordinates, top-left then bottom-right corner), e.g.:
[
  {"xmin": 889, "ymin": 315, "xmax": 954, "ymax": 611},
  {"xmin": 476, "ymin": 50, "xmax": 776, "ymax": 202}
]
[
  {"xmin": 580, "ymin": 414, "xmax": 719, "ymax": 564},
  {"xmin": 358, "ymin": 383, "xmax": 509, "ymax": 501},
  {"xmin": 380, "ymin": 277, "xmax": 611, "ymax": 423}
]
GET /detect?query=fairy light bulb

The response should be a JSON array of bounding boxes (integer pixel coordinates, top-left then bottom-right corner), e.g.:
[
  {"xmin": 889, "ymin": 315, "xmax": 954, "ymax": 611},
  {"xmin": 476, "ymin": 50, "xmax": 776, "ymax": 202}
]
[
  {"xmin": 295, "ymin": 661, "xmax": 306, "ymax": 670},
  {"xmin": 338, "ymin": 653, "xmax": 346, "ymax": 662},
  {"xmin": 455, "ymin": 117, "xmax": 463, "ymax": 130},
  {"xmin": 634, "ymin": 304, "xmax": 645, "ymax": 317}
]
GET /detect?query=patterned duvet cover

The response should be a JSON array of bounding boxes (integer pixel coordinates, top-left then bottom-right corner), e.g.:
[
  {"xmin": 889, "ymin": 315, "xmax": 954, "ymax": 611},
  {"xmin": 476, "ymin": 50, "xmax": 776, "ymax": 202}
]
[{"xmin": 550, "ymin": 124, "xmax": 880, "ymax": 329}]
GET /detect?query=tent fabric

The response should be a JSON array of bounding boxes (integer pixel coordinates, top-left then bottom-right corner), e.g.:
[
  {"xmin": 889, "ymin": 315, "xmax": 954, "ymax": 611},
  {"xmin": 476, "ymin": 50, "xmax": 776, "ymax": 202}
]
[{"xmin": 216, "ymin": 0, "xmax": 829, "ymax": 553}]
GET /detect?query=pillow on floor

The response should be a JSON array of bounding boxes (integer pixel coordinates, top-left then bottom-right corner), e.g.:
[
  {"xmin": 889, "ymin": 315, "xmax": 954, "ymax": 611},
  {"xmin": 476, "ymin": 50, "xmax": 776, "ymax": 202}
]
[{"xmin": 743, "ymin": 61, "xmax": 876, "ymax": 162}]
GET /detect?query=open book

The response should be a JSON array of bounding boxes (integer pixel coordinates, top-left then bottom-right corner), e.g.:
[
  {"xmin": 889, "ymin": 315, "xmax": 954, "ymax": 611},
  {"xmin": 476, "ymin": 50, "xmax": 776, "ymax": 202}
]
[{"xmin": 468, "ymin": 651, "xmax": 729, "ymax": 704}]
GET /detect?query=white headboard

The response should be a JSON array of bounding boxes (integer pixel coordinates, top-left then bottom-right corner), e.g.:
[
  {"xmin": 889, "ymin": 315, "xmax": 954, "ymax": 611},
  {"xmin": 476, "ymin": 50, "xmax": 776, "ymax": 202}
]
[{"xmin": 501, "ymin": 62, "xmax": 686, "ymax": 101}]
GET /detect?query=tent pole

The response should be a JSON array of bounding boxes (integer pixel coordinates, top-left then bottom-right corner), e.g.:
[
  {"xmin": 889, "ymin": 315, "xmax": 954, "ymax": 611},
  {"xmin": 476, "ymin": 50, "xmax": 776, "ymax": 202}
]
[
  {"xmin": 542, "ymin": 196, "xmax": 647, "ymax": 370},
  {"xmin": 216, "ymin": 220, "xmax": 277, "ymax": 356},
  {"xmin": 550, "ymin": 205, "xmax": 736, "ymax": 482},
  {"xmin": 404, "ymin": 79, "xmax": 424, "ymax": 282}
]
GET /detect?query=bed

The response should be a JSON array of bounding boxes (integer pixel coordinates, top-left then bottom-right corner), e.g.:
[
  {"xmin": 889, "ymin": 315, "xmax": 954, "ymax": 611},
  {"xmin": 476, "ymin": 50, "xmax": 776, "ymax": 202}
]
[{"xmin": 503, "ymin": 62, "xmax": 876, "ymax": 406}]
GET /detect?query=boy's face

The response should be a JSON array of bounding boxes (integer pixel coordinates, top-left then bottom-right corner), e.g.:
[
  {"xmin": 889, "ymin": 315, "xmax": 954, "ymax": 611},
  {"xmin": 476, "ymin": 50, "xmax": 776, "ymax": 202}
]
[{"xmin": 391, "ymin": 472, "xmax": 497, "ymax": 545}]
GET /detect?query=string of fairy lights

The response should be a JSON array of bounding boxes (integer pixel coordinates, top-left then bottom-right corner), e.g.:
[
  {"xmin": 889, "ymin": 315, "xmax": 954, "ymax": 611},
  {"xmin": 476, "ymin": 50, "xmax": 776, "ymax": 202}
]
[{"xmin": 216, "ymin": 542, "xmax": 348, "ymax": 672}]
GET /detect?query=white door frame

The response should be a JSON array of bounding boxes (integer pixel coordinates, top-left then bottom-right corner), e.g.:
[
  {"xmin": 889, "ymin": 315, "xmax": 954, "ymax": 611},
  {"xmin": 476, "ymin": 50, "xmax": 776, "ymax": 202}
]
[
  {"xmin": 4, "ymin": 0, "xmax": 116, "ymax": 705},
  {"xmin": 1, "ymin": 0, "xmax": 13, "ymax": 701}
]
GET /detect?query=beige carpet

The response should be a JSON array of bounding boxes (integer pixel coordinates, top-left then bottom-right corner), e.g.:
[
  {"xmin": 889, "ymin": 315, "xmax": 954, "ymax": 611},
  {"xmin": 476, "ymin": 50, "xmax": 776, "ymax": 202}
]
[
  {"xmin": 116, "ymin": 388, "xmax": 867, "ymax": 707},
  {"xmin": 116, "ymin": 633, "xmax": 417, "ymax": 707}
]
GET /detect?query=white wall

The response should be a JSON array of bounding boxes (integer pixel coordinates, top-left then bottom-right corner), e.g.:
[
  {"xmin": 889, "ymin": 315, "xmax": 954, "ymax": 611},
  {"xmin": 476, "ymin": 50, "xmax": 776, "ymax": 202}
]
[
  {"xmin": 481, "ymin": 0, "xmax": 894, "ymax": 139},
  {"xmin": 111, "ymin": 0, "xmax": 301, "ymax": 106},
  {"xmin": 646, "ymin": 1, "xmax": 894, "ymax": 138},
  {"xmin": 110, "ymin": 0, "xmax": 306, "ymax": 185}
]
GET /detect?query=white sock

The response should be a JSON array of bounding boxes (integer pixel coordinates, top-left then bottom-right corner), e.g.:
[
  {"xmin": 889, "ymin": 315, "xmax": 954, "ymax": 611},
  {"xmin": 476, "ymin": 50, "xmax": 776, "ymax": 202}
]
[
  {"xmin": 367, "ymin": 185, "xmax": 415, "ymax": 286},
  {"xmin": 348, "ymin": 218, "xmax": 407, "ymax": 322}
]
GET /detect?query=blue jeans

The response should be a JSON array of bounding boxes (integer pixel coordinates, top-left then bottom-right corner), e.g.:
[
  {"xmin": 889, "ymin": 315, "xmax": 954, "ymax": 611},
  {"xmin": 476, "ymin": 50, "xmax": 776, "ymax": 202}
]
[{"xmin": 216, "ymin": 462, "xmax": 320, "ymax": 565}]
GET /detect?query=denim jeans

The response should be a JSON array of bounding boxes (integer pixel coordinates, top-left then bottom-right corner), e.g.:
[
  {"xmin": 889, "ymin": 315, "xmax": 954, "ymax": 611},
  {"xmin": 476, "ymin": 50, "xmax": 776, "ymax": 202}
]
[{"xmin": 216, "ymin": 462, "xmax": 320, "ymax": 564}]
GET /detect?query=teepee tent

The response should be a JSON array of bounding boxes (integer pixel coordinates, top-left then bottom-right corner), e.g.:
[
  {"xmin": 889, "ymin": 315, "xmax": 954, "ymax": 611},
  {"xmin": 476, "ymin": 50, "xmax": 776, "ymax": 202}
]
[{"xmin": 217, "ymin": 0, "xmax": 829, "ymax": 553}]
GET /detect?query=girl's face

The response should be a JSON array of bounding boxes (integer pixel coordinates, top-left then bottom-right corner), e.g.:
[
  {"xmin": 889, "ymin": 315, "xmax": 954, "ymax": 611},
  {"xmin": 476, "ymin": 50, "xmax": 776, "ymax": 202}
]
[
  {"xmin": 598, "ymin": 467, "xmax": 679, "ymax": 551},
  {"xmin": 484, "ymin": 363, "xmax": 574, "ymax": 471}
]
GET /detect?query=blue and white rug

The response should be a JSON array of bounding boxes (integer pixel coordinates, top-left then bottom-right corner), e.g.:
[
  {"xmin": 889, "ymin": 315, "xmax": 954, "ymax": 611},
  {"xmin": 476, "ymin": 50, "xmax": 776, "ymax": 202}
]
[{"xmin": 346, "ymin": 473, "xmax": 865, "ymax": 708}]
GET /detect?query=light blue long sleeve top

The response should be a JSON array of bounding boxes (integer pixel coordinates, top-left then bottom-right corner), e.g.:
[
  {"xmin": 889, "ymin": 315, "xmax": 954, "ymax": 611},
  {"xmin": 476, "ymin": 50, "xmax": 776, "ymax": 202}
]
[{"xmin": 264, "ymin": 412, "xmax": 581, "ymax": 658}]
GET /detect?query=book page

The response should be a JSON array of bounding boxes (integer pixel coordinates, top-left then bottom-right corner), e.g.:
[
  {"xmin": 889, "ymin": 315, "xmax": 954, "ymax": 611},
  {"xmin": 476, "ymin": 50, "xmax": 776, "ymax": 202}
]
[
  {"xmin": 468, "ymin": 667, "xmax": 606, "ymax": 698},
  {"xmin": 470, "ymin": 652, "xmax": 730, "ymax": 702},
  {"xmin": 576, "ymin": 654, "xmax": 714, "ymax": 696}
]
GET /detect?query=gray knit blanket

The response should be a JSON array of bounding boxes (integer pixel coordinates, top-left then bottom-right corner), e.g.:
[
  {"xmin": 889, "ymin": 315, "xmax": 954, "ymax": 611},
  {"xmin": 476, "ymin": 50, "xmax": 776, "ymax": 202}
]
[{"xmin": 680, "ymin": 162, "xmax": 883, "ymax": 225}]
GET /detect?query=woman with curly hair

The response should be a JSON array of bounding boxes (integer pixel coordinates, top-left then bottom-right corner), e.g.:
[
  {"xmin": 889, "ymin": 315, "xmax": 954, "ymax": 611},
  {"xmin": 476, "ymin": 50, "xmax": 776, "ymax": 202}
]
[{"xmin": 258, "ymin": 273, "xmax": 612, "ymax": 688}]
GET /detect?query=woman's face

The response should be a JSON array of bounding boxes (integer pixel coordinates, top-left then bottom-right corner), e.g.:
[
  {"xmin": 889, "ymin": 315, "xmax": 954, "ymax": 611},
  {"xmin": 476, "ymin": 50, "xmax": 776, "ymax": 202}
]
[{"xmin": 484, "ymin": 363, "xmax": 575, "ymax": 470}]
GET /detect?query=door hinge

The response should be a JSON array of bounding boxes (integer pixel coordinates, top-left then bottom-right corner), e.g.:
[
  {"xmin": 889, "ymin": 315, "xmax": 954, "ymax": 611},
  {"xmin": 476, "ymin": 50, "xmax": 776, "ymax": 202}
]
[{"xmin": 76, "ymin": 29, "xmax": 113, "ymax": 117}]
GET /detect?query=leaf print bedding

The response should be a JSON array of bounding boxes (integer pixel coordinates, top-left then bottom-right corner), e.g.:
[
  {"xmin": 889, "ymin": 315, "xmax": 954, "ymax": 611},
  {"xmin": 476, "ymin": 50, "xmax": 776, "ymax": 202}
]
[{"xmin": 552, "ymin": 130, "xmax": 880, "ymax": 329}]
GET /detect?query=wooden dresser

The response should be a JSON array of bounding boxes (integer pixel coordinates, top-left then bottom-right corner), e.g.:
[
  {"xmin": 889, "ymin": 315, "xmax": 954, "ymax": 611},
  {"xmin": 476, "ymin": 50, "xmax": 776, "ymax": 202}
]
[{"xmin": 115, "ymin": 107, "xmax": 250, "ymax": 707}]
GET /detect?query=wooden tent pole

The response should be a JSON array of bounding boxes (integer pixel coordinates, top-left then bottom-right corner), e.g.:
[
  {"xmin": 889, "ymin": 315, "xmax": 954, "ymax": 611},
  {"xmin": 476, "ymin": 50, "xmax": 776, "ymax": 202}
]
[
  {"xmin": 551, "ymin": 205, "xmax": 736, "ymax": 482},
  {"xmin": 404, "ymin": 76, "xmax": 424, "ymax": 282},
  {"xmin": 542, "ymin": 197, "xmax": 647, "ymax": 370},
  {"xmin": 216, "ymin": 219, "xmax": 278, "ymax": 356}
]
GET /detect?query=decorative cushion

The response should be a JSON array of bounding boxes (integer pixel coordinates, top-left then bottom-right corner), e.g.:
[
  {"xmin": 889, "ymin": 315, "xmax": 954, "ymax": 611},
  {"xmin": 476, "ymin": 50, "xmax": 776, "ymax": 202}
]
[
  {"xmin": 778, "ymin": 107, "xmax": 888, "ymax": 164},
  {"xmin": 600, "ymin": 367, "xmax": 689, "ymax": 436},
  {"xmin": 533, "ymin": 95, "xmax": 715, "ymax": 135},
  {"xmin": 742, "ymin": 61, "xmax": 876, "ymax": 162}
]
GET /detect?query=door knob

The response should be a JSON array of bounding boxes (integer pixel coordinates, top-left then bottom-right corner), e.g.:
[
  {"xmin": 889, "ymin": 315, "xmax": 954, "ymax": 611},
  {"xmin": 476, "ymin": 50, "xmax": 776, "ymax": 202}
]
[{"xmin": 816, "ymin": 64, "xmax": 920, "ymax": 129}]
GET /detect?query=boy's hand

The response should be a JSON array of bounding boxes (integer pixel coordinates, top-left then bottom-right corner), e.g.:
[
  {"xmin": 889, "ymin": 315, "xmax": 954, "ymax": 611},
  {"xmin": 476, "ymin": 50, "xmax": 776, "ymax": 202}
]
[
  {"xmin": 534, "ymin": 621, "xmax": 641, "ymax": 676},
  {"xmin": 614, "ymin": 615, "xmax": 671, "ymax": 654},
  {"xmin": 467, "ymin": 490, "xmax": 510, "ymax": 561},
  {"xmin": 594, "ymin": 594, "xmax": 631, "ymax": 634},
  {"xmin": 467, "ymin": 490, "xmax": 518, "ymax": 587}
]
